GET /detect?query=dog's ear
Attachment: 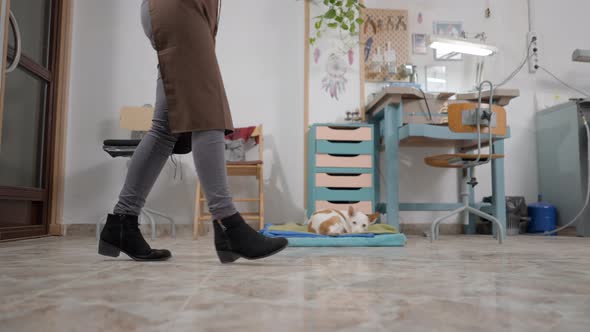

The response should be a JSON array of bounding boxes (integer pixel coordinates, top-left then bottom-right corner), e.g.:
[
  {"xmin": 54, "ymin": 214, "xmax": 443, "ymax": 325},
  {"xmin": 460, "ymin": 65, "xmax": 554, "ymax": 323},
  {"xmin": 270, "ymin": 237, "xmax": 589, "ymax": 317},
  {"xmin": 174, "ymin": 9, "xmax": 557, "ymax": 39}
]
[
  {"xmin": 348, "ymin": 205, "xmax": 355, "ymax": 217},
  {"xmin": 368, "ymin": 213, "xmax": 380, "ymax": 224}
]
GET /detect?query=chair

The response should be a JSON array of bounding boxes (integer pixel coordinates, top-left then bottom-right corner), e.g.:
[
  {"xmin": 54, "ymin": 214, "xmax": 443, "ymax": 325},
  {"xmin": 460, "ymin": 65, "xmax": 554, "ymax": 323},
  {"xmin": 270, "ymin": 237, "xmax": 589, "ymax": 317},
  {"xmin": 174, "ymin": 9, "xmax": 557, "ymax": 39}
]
[
  {"xmin": 96, "ymin": 106, "xmax": 181, "ymax": 241},
  {"xmin": 194, "ymin": 125, "xmax": 264, "ymax": 239},
  {"xmin": 425, "ymin": 101, "xmax": 507, "ymax": 244}
]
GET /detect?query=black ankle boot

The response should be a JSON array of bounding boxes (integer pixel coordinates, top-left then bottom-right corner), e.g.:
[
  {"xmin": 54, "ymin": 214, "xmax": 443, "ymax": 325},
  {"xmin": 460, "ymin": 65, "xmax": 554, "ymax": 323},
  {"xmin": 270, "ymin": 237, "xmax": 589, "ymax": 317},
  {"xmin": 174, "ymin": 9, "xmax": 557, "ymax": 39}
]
[
  {"xmin": 214, "ymin": 213, "xmax": 288, "ymax": 263},
  {"xmin": 98, "ymin": 214, "xmax": 172, "ymax": 261}
]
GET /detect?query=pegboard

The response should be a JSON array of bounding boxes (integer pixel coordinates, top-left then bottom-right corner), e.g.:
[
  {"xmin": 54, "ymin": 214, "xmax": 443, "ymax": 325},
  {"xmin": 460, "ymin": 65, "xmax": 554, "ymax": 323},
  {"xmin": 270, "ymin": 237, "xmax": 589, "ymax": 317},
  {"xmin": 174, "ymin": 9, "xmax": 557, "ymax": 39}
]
[{"xmin": 360, "ymin": 8, "xmax": 409, "ymax": 82}]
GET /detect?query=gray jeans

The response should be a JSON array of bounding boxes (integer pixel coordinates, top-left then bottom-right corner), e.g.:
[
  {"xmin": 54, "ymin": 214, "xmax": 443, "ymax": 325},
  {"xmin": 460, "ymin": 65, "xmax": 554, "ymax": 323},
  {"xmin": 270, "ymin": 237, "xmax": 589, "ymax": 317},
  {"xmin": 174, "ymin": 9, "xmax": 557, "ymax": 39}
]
[{"xmin": 113, "ymin": 1, "xmax": 237, "ymax": 220}]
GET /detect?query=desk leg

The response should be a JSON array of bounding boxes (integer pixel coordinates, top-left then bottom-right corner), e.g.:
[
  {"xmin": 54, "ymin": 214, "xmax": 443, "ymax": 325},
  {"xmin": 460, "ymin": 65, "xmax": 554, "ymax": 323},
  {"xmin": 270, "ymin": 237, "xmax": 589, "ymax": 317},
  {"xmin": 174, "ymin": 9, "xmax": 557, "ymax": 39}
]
[
  {"xmin": 373, "ymin": 120, "xmax": 381, "ymax": 219},
  {"xmin": 492, "ymin": 139, "xmax": 506, "ymax": 239},
  {"xmin": 384, "ymin": 104, "xmax": 401, "ymax": 229}
]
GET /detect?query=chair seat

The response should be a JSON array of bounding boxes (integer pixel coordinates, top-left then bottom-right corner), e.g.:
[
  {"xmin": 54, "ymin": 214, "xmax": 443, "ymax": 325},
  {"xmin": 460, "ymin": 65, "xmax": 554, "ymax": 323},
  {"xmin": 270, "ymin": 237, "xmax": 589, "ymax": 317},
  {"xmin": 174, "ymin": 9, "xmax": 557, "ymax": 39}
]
[
  {"xmin": 425, "ymin": 153, "xmax": 504, "ymax": 168},
  {"xmin": 103, "ymin": 139, "xmax": 141, "ymax": 158},
  {"xmin": 103, "ymin": 139, "xmax": 141, "ymax": 147},
  {"xmin": 226, "ymin": 160, "xmax": 263, "ymax": 166}
]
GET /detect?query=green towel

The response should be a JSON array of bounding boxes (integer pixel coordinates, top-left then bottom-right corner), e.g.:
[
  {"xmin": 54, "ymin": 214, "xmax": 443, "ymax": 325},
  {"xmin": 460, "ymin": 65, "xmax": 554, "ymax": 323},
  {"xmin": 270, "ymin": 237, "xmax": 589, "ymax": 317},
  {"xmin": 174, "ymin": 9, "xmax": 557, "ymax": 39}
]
[{"xmin": 268, "ymin": 223, "xmax": 398, "ymax": 234}]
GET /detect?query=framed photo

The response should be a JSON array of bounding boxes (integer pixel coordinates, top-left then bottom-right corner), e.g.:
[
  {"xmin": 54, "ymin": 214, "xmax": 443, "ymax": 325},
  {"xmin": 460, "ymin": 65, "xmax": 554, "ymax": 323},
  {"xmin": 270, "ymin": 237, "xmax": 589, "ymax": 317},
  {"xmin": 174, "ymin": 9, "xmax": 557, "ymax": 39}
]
[
  {"xmin": 433, "ymin": 21, "xmax": 463, "ymax": 61},
  {"xmin": 412, "ymin": 33, "xmax": 427, "ymax": 55},
  {"xmin": 425, "ymin": 65, "xmax": 447, "ymax": 92}
]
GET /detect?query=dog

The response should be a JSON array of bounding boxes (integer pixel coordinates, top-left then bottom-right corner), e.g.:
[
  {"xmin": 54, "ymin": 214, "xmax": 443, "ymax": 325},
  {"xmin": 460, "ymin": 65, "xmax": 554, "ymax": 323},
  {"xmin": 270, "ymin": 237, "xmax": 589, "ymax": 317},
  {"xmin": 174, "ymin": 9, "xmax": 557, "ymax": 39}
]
[{"xmin": 307, "ymin": 206, "xmax": 379, "ymax": 236}]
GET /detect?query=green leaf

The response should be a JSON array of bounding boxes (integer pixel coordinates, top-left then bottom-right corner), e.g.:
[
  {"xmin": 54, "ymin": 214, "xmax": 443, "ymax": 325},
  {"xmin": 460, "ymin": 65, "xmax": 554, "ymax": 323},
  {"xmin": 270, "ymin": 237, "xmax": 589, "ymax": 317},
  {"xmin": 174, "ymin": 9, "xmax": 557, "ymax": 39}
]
[
  {"xmin": 310, "ymin": 38, "xmax": 316, "ymax": 45},
  {"xmin": 341, "ymin": 23, "xmax": 349, "ymax": 30},
  {"xmin": 335, "ymin": 1, "xmax": 342, "ymax": 6},
  {"xmin": 346, "ymin": 10, "xmax": 355, "ymax": 20},
  {"xmin": 335, "ymin": 16, "xmax": 344, "ymax": 23},
  {"xmin": 356, "ymin": 18, "xmax": 364, "ymax": 24},
  {"xmin": 329, "ymin": 0, "xmax": 336, "ymax": 4},
  {"xmin": 346, "ymin": 0, "xmax": 355, "ymax": 7},
  {"xmin": 324, "ymin": 8, "xmax": 337, "ymax": 19},
  {"xmin": 350, "ymin": 24, "xmax": 356, "ymax": 34},
  {"xmin": 327, "ymin": 22, "xmax": 338, "ymax": 28},
  {"xmin": 315, "ymin": 21, "xmax": 322, "ymax": 30},
  {"xmin": 324, "ymin": 0, "xmax": 329, "ymax": 5}
]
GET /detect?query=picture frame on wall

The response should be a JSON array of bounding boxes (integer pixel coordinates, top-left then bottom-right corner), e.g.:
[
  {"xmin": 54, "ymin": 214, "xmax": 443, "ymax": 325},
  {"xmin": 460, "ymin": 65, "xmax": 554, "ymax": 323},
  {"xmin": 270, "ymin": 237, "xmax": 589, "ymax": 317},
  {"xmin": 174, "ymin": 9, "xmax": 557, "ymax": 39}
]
[
  {"xmin": 433, "ymin": 21, "xmax": 463, "ymax": 61},
  {"xmin": 412, "ymin": 33, "xmax": 427, "ymax": 55},
  {"xmin": 425, "ymin": 65, "xmax": 447, "ymax": 92}
]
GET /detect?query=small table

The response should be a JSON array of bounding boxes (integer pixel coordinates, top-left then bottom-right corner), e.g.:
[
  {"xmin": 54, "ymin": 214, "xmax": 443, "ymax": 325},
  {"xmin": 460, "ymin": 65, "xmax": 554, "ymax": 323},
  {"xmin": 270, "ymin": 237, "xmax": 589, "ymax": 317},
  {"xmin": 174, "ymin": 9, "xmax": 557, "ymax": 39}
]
[{"xmin": 366, "ymin": 87, "xmax": 518, "ymax": 236}]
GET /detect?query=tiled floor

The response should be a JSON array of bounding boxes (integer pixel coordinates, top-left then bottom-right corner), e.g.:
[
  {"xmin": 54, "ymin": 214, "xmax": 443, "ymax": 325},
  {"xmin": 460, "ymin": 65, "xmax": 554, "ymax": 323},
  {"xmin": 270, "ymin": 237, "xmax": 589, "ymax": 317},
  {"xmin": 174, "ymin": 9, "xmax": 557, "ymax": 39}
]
[{"xmin": 1, "ymin": 234, "xmax": 589, "ymax": 332}]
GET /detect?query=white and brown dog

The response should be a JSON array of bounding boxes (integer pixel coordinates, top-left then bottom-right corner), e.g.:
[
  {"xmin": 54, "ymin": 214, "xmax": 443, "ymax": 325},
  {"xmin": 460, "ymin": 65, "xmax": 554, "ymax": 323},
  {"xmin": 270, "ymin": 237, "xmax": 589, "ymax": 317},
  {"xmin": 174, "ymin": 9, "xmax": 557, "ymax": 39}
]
[{"xmin": 307, "ymin": 206, "xmax": 379, "ymax": 236}]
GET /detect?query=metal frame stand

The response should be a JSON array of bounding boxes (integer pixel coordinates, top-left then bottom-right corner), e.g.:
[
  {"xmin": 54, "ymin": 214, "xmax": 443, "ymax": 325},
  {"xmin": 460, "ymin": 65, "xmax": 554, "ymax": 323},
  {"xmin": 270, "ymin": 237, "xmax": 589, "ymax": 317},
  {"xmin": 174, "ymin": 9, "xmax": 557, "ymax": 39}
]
[{"xmin": 431, "ymin": 174, "xmax": 505, "ymax": 244}]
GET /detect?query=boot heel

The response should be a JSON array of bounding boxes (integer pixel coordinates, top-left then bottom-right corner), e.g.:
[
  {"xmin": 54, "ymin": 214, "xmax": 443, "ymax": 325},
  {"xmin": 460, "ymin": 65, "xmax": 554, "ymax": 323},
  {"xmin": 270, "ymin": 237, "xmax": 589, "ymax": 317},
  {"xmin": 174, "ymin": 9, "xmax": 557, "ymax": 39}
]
[
  {"xmin": 216, "ymin": 250, "xmax": 240, "ymax": 264},
  {"xmin": 98, "ymin": 240, "xmax": 121, "ymax": 258}
]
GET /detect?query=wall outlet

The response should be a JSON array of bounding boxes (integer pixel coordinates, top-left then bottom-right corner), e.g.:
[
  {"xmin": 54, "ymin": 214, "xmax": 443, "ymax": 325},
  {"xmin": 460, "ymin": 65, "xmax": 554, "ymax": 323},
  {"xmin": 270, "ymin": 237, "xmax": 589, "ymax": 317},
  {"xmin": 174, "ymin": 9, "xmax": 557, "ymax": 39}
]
[{"xmin": 528, "ymin": 32, "xmax": 539, "ymax": 73}]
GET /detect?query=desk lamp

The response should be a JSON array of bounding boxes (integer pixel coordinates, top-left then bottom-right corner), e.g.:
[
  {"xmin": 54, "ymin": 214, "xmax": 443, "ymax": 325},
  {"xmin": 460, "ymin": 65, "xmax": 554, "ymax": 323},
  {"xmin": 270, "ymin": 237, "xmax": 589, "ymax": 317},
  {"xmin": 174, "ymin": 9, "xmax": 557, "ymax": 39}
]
[
  {"xmin": 428, "ymin": 33, "xmax": 498, "ymax": 87},
  {"xmin": 573, "ymin": 49, "xmax": 590, "ymax": 63}
]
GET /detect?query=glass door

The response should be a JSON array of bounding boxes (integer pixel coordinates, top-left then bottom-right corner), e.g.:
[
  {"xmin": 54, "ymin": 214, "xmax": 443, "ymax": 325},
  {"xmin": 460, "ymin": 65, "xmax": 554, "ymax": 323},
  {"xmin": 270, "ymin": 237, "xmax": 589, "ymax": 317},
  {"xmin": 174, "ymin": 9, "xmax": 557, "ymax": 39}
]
[{"xmin": 0, "ymin": 0, "xmax": 57, "ymax": 240}]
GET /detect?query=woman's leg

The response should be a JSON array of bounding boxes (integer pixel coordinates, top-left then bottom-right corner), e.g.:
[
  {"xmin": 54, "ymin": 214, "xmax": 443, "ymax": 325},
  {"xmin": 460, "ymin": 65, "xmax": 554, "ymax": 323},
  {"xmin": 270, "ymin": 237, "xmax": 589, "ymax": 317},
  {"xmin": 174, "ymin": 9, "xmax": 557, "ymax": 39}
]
[
  {"xmin": 191, "ymin": 131, "xmax": 288, "ymax": 263},
  {"xmin": 97, "ymin": 0, "xmax": 172, "ymax": 261},
  {"xmin": 100, "ymin": 76, "xmax": 175, "ymax": 261},
  {"xmin": 114, "ymin": 0, "xmax": 176, "ymax": 215},
  {"xmin": 114, "ymin": 76, "xmax": 177, "ymax": 215},
  {"xmin": 191, "ymin": 130, "xmax": 237, "ymax": 220}
]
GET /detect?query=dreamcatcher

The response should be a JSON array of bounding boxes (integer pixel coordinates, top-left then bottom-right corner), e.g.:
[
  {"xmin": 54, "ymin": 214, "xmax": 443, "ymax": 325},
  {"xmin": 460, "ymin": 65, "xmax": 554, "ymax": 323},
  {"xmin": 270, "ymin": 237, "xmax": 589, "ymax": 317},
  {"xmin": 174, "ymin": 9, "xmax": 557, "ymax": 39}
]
[{"xmin": 322, "ymin": 53, "xmax": 348, "ymax": 100}]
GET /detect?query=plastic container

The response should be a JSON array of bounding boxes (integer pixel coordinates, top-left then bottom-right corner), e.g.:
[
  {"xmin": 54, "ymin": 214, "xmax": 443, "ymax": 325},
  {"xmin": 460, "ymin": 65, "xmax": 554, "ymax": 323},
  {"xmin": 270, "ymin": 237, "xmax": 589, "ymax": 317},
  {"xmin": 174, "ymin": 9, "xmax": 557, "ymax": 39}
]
[{"xmin": 527, "ymin": 195, "xmax": 557, "ymax": 234}]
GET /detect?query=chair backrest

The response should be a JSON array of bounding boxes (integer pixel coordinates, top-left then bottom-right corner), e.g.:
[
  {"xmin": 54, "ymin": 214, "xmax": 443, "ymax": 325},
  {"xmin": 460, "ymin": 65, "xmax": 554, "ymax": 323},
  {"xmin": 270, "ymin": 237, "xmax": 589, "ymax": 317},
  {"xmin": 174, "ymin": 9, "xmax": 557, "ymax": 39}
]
[
  {"xmin": 227, "ymin": 125, "xmax": 263, "ymax": 161},
  {"xmin": 251, "ymin": 125, "xmax": 263, "ymax": 161},
  {"xmin": 447, "ymin": 103, "xmax": 507, "ymax": 136},
  {"xmin": 120, "ymin": 106, "xmax": 154, "ymax": 131}
]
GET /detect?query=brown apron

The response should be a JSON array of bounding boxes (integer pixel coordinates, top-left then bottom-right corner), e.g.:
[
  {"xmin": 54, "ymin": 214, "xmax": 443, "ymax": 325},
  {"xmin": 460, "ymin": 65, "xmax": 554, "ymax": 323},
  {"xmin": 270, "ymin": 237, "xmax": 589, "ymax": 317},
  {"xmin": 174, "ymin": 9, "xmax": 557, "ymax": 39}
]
[{"xmin": 148, "ymin": 0, "xmax": 233, "ymax": 135}]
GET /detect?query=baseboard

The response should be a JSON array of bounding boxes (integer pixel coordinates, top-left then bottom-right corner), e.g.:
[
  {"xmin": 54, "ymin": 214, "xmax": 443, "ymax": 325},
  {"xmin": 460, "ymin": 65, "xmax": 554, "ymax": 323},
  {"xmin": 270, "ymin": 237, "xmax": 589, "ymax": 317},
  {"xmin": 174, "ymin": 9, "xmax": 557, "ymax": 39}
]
[
  {"xmin": 400, "ymin": 223, "xmax": 463, "ymax": 236},
  {"xmin": 49, "ymin": 224, "xmax": 66, "ymax": 236},
  {"xmin": 64, "ymin": 224, "xmax": 194, "ymax": 238},
  {"xmin": 62, "ymin": 221, "xmax": 461, "ymax": 237}
]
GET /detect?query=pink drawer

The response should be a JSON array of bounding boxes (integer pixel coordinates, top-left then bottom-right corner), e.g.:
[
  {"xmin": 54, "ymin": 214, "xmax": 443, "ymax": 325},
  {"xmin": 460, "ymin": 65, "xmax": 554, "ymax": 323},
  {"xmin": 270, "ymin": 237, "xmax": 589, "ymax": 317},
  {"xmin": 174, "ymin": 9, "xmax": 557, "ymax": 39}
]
[
  {"xmin": 316, "ymin": 173, "xmax": 372, "ymax": 188},
  {"xmin": 315, "ymin": 201, "xmax": 373, "ymax": 214},
  {"xmin": 316, "ymin": 154, "xmax": 372, "ymax": 168},
  {"xmin": 316, "ymin": 126, "xmax": 372, "ymax": 141}
]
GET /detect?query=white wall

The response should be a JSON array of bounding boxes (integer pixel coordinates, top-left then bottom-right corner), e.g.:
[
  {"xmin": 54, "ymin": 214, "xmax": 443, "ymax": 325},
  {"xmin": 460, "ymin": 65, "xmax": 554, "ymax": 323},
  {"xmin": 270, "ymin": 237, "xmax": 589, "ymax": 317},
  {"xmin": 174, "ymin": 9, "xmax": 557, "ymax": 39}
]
[
  {"xmin": 63, "ymin": 0, "xmax": 305, "ymax": 224},
  {"xmin": 308, "ymin": 2, "xmax": 362, "ymax": 124},
  {"xmin": 63, "ymin": 0, "xmax": 590, "ymax": 226}
]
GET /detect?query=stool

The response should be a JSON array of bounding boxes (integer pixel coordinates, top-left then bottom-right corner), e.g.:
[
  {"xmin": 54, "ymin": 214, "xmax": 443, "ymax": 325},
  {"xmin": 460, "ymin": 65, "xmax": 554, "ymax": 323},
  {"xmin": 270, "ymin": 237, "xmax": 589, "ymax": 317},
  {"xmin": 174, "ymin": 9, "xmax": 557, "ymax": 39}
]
[{"xmin": 425, "ymin": 101, "xmax": 507, "ymax": 244}]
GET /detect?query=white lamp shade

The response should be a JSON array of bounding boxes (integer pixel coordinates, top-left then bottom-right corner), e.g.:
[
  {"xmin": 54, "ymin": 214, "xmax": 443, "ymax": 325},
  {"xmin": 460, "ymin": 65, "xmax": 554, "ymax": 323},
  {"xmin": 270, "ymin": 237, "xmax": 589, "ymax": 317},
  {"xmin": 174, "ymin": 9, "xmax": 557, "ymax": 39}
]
[
  {"xmin": 573, "ymin": 49, "xmax": 590, "ymax": 63},
  {"xmin": 428, "ymin": 35, "xmax": 498, "ymax": 57}
]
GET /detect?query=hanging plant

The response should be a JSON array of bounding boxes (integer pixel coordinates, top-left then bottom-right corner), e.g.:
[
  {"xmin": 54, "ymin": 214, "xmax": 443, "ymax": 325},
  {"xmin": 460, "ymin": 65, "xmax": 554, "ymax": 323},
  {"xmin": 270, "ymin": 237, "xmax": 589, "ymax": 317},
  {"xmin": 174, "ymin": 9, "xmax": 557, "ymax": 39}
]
[{"xmin": 309, "ymin": 0, "xmax": 365, "ymax": 45}]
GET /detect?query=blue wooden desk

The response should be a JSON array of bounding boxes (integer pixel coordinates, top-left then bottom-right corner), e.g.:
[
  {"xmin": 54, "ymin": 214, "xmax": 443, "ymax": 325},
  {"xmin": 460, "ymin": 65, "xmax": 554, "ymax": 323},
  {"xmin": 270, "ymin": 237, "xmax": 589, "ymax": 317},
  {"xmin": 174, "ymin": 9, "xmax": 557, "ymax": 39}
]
[{"xmin": 366, "ymin": 88, "xmax": 511, "ymax": 237}]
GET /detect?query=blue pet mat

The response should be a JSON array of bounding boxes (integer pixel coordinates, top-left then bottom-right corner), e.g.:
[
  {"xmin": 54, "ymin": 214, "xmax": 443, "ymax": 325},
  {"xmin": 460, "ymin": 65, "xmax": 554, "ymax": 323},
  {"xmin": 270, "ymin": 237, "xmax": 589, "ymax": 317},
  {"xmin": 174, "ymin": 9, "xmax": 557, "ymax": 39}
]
[{"xmin": 260, "ymin": 224, "xmax": 407, "ymax": 247}]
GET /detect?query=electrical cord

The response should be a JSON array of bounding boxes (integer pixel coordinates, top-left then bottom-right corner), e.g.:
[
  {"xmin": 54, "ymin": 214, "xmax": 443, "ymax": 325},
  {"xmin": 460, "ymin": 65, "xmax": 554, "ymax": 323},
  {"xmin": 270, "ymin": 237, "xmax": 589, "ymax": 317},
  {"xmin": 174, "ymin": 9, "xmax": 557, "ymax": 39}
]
[
  {"xmin": 541, "ymin": 111, "xmax": 590, "ymax": 235},
  {"xmin": 494, "ymin": 39, "xmax": 535, "ymax": 88},
  {"xmin": 493, "ymin": 39, "xmax": 590, "ymax": 98},
  {"xmin": 495, "ymin": 54, "xmax": 590, "ymax": 234},
  {"xmin": 419, "ymin": 88, "xmax": 434, "ymax": 120},
  {"xmin": 491, "ymin": 38, "xmax": 590, "ymax": 235},
  {"xmin": 532, "ymin": 65, "xmax": 590, "ymax": 235},
  {"xmin": 537, "ymin": 66, "xmax": 590, "ymax": 98},
  {"xmin": 527, "ymin": 64, "xmax": 590, "ymax": 235}
]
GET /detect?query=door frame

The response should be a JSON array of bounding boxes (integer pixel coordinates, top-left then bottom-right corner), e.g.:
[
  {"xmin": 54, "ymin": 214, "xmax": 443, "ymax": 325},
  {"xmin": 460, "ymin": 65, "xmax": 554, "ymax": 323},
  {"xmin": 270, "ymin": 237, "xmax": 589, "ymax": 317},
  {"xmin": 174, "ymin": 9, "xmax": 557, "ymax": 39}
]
[
  {"xmin": 0, "ymin": 0, "xmax": 73, "ymax": 239},
  {"xmin": 48, "ymin": 0, "xmax": 73, "ymax": 236}
]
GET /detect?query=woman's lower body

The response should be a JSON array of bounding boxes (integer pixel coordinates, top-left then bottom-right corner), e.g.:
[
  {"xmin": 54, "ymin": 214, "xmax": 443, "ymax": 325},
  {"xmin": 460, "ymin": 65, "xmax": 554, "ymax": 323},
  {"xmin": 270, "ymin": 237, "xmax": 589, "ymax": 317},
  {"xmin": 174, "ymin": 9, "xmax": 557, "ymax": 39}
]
[{"xmin": 98, "ymin": 0, "xmax": 287, "ymax": 263}]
